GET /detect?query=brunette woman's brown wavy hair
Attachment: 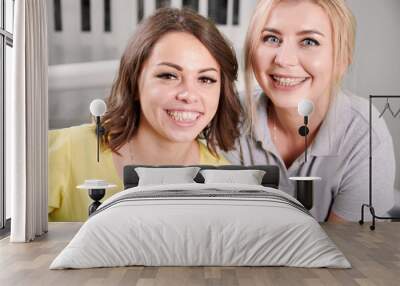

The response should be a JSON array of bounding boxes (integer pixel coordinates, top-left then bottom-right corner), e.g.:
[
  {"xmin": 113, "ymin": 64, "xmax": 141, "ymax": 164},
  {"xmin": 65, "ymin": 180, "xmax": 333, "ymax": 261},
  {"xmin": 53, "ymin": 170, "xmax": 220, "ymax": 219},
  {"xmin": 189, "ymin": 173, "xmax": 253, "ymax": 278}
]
[{"xmin": 101, "ymin": 8, "xmax": 242, "ymax": 156}]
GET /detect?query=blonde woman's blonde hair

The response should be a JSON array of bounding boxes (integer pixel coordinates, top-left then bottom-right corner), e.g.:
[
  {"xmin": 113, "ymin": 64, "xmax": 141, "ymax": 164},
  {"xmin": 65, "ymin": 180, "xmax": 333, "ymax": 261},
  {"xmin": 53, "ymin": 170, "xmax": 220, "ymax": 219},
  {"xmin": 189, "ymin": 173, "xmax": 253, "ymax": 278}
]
[{"xmin": 243, "ymin": 0, "xmax": 356, "ymax": 132}]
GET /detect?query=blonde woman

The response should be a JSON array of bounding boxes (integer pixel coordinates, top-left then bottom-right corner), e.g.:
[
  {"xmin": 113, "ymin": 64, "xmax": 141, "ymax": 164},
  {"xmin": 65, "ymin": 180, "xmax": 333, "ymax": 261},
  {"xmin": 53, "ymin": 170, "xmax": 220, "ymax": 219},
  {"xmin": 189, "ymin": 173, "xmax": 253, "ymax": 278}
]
[
  {"xmin": 225, "ymin": 0, "xmax": 395, "ymax": 222},
  {"xmin": 48, "ymin": 8, "xmax": 242, "ymax": 221}
]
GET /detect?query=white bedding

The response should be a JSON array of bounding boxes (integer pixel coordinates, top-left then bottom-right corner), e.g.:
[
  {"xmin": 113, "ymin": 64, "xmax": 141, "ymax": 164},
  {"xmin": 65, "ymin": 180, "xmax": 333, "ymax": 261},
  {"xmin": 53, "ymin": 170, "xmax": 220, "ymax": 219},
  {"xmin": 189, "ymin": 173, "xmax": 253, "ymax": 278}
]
[{"xmin": 50, "ymin": 183, "xmax": 351, "ymax": 269}]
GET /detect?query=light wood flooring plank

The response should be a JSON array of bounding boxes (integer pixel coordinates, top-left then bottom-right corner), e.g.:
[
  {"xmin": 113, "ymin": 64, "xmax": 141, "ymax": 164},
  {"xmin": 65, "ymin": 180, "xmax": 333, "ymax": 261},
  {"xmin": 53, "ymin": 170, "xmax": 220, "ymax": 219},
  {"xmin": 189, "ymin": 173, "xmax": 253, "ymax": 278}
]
[{"xmin": 0, "ymin": 222, "xmax": 400, "ymax": 286}]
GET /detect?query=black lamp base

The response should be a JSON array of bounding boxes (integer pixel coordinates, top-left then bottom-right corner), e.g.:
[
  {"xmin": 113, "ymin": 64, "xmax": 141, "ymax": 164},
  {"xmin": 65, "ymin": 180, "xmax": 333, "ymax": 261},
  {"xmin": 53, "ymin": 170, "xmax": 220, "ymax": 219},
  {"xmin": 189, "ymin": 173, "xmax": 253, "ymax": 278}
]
[
  {"xmin": 295, "ymin": 180, "xmax": 314, "ymax": 210},
  {"xmin": 88, "ymin": 188, "xmax": 106, "ymax": 215},
  {"xmin": 289, "ymin": 177, "xmax": 321, "ymax": 211}
]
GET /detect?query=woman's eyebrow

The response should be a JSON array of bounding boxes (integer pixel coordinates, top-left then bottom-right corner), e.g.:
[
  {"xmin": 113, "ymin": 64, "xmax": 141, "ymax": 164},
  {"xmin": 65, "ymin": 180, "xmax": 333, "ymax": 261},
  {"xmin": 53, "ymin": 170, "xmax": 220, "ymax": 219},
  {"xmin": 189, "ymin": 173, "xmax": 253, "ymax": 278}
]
[
  {"xmin": 262, "ymin": 27, "xmax": 281, "ymax": 34},
  {"xmin": 157, "ymin": 62, "xmax": 182, "ymax": 71},
  {"xmin": 262, "ymin": 27, "xmax": 325, "ymax": 37},
  {"xmin": 157, "ymin": 62, "xmax": 218, "ymax": 74},
  {"xmin": 297, "ymin": 29, "xmax": 325, "ymax": 37},
  {"xmin": 199, "ymin": 68, "xmax": 218, "ymax": 73}
]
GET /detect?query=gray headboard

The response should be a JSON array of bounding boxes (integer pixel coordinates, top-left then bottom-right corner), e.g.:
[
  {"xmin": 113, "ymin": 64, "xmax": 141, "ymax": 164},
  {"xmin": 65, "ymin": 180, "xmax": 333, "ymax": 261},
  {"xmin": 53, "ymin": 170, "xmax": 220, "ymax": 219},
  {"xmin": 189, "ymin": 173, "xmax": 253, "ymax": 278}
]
[{"xmin": 123, "ymin": 165, "xmax": 280, "ymax": 189}]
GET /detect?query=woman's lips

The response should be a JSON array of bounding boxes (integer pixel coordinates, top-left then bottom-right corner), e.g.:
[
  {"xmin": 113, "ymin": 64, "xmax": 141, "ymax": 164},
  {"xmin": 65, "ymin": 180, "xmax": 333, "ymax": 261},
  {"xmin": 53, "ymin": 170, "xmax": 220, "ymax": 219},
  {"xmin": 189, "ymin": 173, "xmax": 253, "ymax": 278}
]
[
  {"xmin": 165, "ymin": 109, "xmax": 203, "ymax": 126},
  {"xmin": 270, "ymin": 75, "xmax": 309, "ymax": 90}
]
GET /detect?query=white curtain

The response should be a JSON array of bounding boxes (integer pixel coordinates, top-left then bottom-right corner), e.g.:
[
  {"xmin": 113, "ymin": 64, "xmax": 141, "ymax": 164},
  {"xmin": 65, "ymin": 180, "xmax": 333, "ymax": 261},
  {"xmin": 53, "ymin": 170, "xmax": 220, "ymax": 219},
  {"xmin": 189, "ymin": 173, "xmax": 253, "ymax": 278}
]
[{"xmin": 7, "ymin": 0, "xmax": 48, "ymax": 242}]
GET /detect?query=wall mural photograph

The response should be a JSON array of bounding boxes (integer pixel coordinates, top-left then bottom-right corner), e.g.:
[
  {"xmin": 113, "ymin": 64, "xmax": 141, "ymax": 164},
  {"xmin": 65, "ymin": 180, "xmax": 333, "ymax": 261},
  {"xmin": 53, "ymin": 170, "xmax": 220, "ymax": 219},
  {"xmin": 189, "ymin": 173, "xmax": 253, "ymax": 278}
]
[{"xmin": 2, "ymin": 0, "xmax": 400, "ymax": 285}]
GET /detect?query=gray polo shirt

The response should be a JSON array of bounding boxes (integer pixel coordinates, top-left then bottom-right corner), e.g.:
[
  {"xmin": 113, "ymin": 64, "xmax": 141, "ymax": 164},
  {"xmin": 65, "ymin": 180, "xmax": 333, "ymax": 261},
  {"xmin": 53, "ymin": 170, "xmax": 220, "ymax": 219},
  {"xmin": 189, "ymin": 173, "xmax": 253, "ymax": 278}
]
[{"xmin": 223, "ymin": 90, "xmax": 395, "ymax": 221}]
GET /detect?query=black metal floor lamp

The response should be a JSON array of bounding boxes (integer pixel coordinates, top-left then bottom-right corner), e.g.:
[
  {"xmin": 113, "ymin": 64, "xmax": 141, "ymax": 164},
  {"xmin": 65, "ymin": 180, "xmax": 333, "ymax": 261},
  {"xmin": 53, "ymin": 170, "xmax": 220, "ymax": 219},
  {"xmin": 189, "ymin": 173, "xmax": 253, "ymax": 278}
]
[{"xmin": 359, "ymin": 95, "xmax": 400, "ymax": 230}]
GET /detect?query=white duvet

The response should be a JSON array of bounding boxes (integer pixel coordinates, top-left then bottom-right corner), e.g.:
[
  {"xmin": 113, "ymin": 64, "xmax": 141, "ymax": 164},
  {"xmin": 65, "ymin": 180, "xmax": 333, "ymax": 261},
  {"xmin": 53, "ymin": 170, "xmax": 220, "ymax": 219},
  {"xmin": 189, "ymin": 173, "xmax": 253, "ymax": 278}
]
[{"xmin": 50, "ymin": 183, "xmax": 351, "ymax": 269}]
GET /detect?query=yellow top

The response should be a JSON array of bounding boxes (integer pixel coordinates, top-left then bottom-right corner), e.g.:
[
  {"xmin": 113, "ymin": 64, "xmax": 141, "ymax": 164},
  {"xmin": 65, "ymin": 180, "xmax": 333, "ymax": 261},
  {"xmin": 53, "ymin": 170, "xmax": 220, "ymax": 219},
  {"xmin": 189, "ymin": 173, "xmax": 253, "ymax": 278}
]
[{"xmin": 48, "ymin": 124, "xmax": 229, "ymax": 222}]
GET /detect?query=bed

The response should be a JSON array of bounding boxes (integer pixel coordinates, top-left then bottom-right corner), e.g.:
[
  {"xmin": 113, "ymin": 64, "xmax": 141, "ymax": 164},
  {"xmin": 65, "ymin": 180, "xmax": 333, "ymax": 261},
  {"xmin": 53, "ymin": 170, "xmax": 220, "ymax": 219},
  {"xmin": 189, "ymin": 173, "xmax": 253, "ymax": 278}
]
[{"xmin": 50, "ymin": 165, "xmax": 350, "ymax": 269}]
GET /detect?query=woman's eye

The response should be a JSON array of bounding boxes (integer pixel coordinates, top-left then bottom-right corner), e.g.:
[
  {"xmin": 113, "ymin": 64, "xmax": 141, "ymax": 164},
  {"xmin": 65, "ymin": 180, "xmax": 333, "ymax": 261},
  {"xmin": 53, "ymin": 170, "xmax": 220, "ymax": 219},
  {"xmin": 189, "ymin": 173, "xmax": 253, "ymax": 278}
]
[
  {"xmin": 199, "ymin": 77, "xmax": 217, "ymax": 84},
  {"xmin": 156, "ymin": 73, "xmax": 178, "ymax": 80},
  {"xmin": 302, "ymin": 38, "xmax": 320, "ymax": 46},
  {"xmin": 263, "ymin": 35, "xmax": 280, "ymax": 45}
]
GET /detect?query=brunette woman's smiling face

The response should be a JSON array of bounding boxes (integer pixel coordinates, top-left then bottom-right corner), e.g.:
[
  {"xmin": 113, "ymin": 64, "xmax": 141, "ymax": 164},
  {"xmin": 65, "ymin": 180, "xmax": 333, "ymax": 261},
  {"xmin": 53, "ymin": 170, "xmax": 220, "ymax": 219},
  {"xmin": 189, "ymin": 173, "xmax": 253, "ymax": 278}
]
[
  {"xmin": 253, "ymin": 0, "xmax": 334, "ymax": 108},
  {"xmin": 137, "ymin": 31, "xmax": 221, "ymax": 143}
]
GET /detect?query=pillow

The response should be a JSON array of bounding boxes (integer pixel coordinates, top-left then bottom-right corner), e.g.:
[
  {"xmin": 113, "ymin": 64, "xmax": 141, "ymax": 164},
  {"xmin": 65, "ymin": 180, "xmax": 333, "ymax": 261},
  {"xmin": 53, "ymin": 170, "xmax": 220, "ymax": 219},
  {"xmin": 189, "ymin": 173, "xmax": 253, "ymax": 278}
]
[
  {"xmin": 135, "ymin": 167, "xmax": 200, "ymax": 186},
  {"xmin": 200, "ymin": 169, "xmax": 266, "ymax": 185}
]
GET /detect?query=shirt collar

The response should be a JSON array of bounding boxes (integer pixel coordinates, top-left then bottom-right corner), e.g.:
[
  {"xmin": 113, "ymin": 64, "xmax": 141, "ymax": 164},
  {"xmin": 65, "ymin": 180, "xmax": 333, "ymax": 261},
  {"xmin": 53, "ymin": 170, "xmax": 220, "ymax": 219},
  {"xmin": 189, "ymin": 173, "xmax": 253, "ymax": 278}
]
[{"xmin": 251, "ymin": 89, "xmax": 352, "ymax": 157}]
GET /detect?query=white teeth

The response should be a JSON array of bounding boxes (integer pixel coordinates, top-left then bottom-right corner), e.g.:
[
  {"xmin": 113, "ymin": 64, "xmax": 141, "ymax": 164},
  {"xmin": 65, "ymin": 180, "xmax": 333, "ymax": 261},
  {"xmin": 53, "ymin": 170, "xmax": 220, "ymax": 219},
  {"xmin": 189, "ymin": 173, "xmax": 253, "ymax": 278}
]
[
  {"xmin": 167, "ymin": 111, "xmax": 200, "ymax": 122},
  {"xmin": 272, "ymin": 76, "xmax": 306, "ymax": 86}
]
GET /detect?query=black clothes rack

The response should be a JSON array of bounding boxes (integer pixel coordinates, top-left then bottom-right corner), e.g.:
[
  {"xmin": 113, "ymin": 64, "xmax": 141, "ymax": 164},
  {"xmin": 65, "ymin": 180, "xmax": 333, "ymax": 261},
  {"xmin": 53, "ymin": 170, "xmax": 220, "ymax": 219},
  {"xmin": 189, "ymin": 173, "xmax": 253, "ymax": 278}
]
[{"xmin": 359, "ymin": 95, "xmax": 400, "ymax": 230}]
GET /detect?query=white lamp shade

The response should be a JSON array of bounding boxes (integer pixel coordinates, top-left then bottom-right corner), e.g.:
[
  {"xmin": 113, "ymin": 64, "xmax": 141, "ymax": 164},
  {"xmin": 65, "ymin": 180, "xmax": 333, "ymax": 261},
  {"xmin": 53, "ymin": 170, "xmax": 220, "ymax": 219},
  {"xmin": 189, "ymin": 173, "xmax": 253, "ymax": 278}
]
[
  {"xmin": 298, "ymin": 99, "xmax": 314, "ymax": 116},
  {"xmin": 89, "ymin": 99, "xmax": 107, "ymax": 117}
]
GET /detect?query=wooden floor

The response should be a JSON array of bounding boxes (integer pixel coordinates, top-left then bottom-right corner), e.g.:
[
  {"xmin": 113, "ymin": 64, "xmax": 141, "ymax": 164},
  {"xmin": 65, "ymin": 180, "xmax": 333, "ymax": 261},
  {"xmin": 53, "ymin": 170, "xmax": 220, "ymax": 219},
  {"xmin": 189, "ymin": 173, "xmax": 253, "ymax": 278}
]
[{"xmin": 0, "ymin": 222, "xmax": 400, "ymax": 286}]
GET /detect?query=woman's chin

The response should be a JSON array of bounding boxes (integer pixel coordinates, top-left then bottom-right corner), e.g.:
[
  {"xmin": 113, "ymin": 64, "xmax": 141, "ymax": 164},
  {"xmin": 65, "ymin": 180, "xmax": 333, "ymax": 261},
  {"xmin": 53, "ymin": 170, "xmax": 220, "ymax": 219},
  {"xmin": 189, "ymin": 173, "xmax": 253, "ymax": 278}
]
[
  {"xmin": 164, "ymin": 132, "xmax": 199, "ymax": 143},
  {"xmin": 161, "ymin": 125, "xmax": 202, "ymax": 143},
  {"xmin": 268, "ymin": 96, "xmax": 303, "ymax": 109}
]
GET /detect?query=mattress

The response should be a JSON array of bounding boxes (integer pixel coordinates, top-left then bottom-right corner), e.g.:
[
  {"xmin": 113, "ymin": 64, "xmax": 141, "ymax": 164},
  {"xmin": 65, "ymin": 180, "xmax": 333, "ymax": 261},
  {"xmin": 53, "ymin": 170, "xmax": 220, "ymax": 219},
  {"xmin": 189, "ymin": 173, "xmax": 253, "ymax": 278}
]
[{"xmin": 50, "ymin": 183, "xmax": 350, "ymax": 269}]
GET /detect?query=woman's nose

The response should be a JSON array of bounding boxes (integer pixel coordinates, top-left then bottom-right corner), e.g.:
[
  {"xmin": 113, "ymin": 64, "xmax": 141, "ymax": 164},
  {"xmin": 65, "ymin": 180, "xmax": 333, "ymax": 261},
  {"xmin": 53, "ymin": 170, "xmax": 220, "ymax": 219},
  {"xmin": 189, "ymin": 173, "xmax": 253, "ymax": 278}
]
[
  {"xmin": 175, "ymin": 78, "xmax": 199, "ymax": 103},
  {"xmin": 176, "ymin": 90, "xmax": 198, "ymax": 103},
  {"xmin": 274, "ymin": 42, "xmax": 298, "ymax": 67}
]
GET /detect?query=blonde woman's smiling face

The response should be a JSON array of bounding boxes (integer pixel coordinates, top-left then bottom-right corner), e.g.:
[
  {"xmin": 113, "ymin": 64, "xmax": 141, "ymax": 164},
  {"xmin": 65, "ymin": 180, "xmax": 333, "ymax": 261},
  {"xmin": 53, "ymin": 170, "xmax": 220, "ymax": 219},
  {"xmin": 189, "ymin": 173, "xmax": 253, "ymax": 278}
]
[
  {"xmin": 138, "ymin": 32, "xmax": 221, "ymax": 143},
  {"xmin": 253, "ymin": 0, "xmax": 334, "ymax": 108}
]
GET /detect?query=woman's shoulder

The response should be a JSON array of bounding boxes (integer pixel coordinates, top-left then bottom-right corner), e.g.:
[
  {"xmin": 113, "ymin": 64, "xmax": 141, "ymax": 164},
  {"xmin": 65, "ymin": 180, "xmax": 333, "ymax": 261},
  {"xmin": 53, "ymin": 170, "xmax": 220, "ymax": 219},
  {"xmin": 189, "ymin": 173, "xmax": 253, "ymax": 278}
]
[
  {"xmin": 49, "ymin": 123, "xmax": 96, "ymax": 143},
  {"xmin": 49, "ymin": 123, "xmax": 98, "ymax": 156},
  {"xmin": 343, "ymin": 90, "xmax": 369, "ymax": 119},
  {"xmin": 341, "ymin": 90, "xmax": 390, "ymax": 138},
  {"xmin": 198, "ymin": 141, "xmax": 230, "ymax": 165},
  {"xmin": 336, "ymin": 90, "xmax": 392, "ymax": 151}
]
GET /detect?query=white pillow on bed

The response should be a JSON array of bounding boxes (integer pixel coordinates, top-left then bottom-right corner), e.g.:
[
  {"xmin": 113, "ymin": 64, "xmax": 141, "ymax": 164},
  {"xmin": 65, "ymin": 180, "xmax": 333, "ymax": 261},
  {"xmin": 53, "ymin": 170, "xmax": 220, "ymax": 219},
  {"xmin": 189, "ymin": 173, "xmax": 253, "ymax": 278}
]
[
  {"xmin": 200, "ymin": 169, "xmax": 266, "ymax": 185},
  {"xmin": 135, "ymin": 167, "xmax": 200, "ymax": 186}
]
